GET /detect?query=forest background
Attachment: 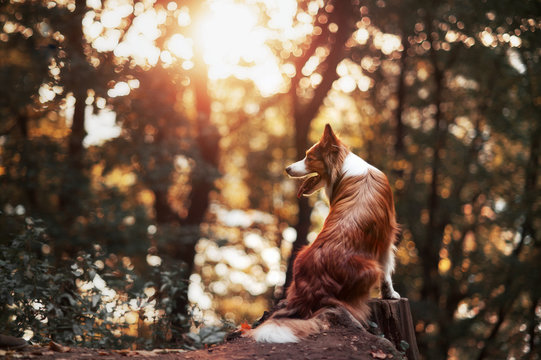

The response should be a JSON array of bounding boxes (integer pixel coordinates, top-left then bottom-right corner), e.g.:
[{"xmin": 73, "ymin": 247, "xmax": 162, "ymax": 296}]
[{"xmin": 0, "ymin": 0, "xmax": 539, "ymax": 359}]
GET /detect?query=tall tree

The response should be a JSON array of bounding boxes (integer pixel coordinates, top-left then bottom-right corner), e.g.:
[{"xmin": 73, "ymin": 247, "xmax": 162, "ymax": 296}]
[{"xmin": 57, "ymin": 0, "xmax": 91, "ymax": 236}]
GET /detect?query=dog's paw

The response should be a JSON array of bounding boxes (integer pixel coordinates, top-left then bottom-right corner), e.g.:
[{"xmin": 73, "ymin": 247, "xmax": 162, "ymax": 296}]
[
  {"xmin": 382, "ymin": 290, "xmax": 401, "ymax": 299},
  {"xmin": 381, "ymin": 281, "xmax": 401, "ymax": 299}
]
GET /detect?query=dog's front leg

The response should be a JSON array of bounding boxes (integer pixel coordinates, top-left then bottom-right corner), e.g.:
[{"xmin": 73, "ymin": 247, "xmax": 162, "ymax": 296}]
[{"xmin": 380, "ymin": 246, "xmax": 400, "ymax": 299}]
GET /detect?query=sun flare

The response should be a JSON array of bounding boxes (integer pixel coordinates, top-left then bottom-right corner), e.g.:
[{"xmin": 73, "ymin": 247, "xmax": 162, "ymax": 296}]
[
  {"xmin": 191, "ymin": 1, "xmax": 285, "ymax": 95},
  {"xmin": 196, "ymin": 2, "xmax": 260, "ymax": 67}
]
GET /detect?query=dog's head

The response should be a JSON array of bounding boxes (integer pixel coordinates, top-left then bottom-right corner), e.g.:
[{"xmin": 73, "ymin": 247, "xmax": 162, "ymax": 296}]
[{"xmin": 286, "ymin": 124, "xmax": 348, "ymax": 198}]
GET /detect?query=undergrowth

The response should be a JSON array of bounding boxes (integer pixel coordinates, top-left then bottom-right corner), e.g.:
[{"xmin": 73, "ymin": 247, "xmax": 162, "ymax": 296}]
[{"xmin": 0, "ymin": 218, "xmax": 229, "ymax": 349}]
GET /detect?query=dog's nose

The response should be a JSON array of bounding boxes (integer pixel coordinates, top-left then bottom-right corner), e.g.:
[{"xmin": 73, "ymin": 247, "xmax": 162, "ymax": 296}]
[{"xmin": 285, "ymin": 166, "xmax": 292, "ymax": 175}]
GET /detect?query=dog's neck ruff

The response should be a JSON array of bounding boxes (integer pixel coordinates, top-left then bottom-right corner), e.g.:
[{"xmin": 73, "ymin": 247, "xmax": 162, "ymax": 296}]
[
  {"xmin": 327, "ymin": 152, "xmax": 378, "ymax": 202},
  {"xmin": 341, "ymin": 152, "xmax": 377, "ymax": 177}
]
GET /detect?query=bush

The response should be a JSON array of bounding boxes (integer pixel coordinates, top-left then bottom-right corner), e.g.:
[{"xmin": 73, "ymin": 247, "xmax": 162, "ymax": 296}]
[
  {"xmin": 0, "ymin": 218, "xmax": 198, "ymax": 349},
  {"xmin": 0, "ymin": 218, "xmax": 137, "ymax": 347}
]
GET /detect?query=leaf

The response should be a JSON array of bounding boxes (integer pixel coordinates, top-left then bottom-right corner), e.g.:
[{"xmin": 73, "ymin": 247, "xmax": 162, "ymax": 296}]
[
  {"xmin": 73, "ymin": 323, "xmax": 83, "ymax": 336},
  {"xmin": 203, "ymin": 332, "xmax": 226, "ymax": 345},
  {"xmin": 49, "ymin": 341, "xmax": 70, "ymax": 353},
  {"xmin": 240, "ymin": 321, "xmax": 252, "ymax": 333},
  {"xmin": 114, "ymin": 349, "xmax": 133, "ymax": 356},
  {"xmin": 59, "ymin": 293, "xmax": 76, "ymax": 306},
  {"xmin": 198, "ymin": 326, "xmax": 215, "ymax": 339},
  {"xmin": 92, "ymin": 294, "xmax": 101, "ymax": 308},
  {"xmin": 399, "ymin": 340, "xmax": 410, "ymax": 351},
  {"xmin": 71, "ymin": 269, "xmax": 83, "ymax": 277},
  {"xmin": 88, "ymin": 269, "xmax": 96, "ymax": 280},
  {"xmin": 186, "ymin": 332, "xmax": 200, "ymax": 343}
]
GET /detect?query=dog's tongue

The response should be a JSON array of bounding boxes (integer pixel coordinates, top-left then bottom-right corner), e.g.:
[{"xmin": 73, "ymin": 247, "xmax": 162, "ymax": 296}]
[{"xmin": 297, "ymin": 174, "xmax": 321, "ymax": 198}]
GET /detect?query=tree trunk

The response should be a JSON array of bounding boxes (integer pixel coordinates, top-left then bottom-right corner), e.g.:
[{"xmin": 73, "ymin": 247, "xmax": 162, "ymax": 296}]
[
  {"xmin": 368, "ymin": 298, "xmax": 421, "ymax": 360},
  {"xmin": 394, "ymin": 36, "xmax": 409, "ymax": 156},
  {"xmin": 420, "ymin": 10, "xmax": 446, "ymax": 305},
  {"xmin": 17, "ymin": 113, "xmax": 38, "ymax": 208},
  {"xmin": 58, "ymin": 0, "xmax": 88, "ymax": 255},
  {"xmin": 65, "ymin": 0, "xmax": 87, "ymax": 173},
  {"xmin": 420, "ymin": 66, "xmax": 444, "ymax": 304},
  {"xmin": 68, "ymin": 88, "xmax": 87, "ymax": 172},
  {"xmin": 154, "ymin": 188, "xmax": 180, "ymax": 224},
  {"xmin": 167, "ymin": 25, "xmax": 221, "ymax": 334}
]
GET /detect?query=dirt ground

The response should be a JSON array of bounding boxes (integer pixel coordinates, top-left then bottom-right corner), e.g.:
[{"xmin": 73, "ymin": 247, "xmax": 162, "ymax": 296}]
[{"xmin": 2, "ymin": 322, "xmax": 404, "ymax": 360}]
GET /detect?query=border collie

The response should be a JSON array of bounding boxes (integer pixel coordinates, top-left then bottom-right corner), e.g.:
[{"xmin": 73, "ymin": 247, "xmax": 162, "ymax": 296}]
[{"xmin": 251, "ymin": 124, "xmax": 400, "ymax": 343}]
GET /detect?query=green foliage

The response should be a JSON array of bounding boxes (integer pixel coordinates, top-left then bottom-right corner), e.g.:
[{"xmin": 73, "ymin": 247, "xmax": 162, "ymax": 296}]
[
  {"xmin": 184, "ymin": 324, "xmax": 230, "ymax": 350},
  {"xmin": 0, "ymin": 218, "xmax": 197, "ymax": 349},
  {"xmin": 0, "ymin": 218, "xmax": 129, "ymax": 347},
  {"xmin": 143, "ymin": 265, "xmax": 189, "ymax": 348},
  {"xmin": 0, "ymin": 219, "xmax": 52, "ymax": 343},
  {"xmin": 399, "ymin": 340, "xmax": 410, "ymax": 352}
]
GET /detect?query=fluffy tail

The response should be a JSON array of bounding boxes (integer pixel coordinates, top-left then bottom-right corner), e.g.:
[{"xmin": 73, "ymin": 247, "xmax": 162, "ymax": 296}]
[
  {"xmin": 250, "ymin": 306, "xmax": 366, "ymax": 343},
  {"xmin": 250, "ymin": 316, "xmax": 323, "ymax": 343}
]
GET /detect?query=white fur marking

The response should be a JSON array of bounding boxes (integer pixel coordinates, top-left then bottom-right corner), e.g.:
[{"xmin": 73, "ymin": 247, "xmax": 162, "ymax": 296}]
[
  {"xmin": 252, "ymin": 323, "xmax": 299, "ymax": 343},
  {"xmin": 288, "ymin": 158, "xmax": 310, "ymax": 177},
  {"xmin": 341, "ymin": 153, "xmax": 377, "ymax": 177},
  {"xmin": 382, "ymin": 245, "xmax": 401, "ymax": 299}
]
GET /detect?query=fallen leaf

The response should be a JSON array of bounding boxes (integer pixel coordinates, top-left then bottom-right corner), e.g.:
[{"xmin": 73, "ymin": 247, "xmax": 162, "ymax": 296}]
[
  {"xmin": 49, "ymin": 341, "xmax": 70, "ymax": 353},
  {"xmin": 114, "ymin": 349, "xmax": 131, "ymax": 356},
  {"xmin": 133, "ymin": 350, "xmax": 158, "ymax": 357},
  {"xmin": 151, "ymin": 348, "xmax": 186, "ymax": 354},
  {"xmin": 371, "ymin": 349, "xmax": 388, "ymax": 359},
  {"xmin": 115, "ymin": 349, "xmax": 145, "ymax": 356},
  {"xmin": 240, "ymin": 321, "xmax": 252, "ymax": 333}
]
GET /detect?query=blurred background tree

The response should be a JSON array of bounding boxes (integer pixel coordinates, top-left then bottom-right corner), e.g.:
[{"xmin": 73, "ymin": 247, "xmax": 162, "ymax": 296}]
[{"xmin": 1, "ymin": 0, "xmax": 539, "ymax": 358}]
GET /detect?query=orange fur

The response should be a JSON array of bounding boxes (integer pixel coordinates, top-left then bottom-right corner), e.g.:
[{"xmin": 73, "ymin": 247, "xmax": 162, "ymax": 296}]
[{"xmin": 251, "ymin": 124, "xmax": 400, "ymax": 343}]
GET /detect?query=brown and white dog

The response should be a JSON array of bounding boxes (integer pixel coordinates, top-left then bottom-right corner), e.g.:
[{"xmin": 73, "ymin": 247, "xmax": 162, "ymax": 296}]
[{"xmin": 251, "ymin": 124, "xmax": 400, "ymax": 343}]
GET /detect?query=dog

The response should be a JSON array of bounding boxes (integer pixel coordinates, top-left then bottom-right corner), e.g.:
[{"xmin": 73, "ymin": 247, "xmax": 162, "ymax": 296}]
[{"xmin": 250, "ymin": 124, "xmax": 400, "ymax": 343}]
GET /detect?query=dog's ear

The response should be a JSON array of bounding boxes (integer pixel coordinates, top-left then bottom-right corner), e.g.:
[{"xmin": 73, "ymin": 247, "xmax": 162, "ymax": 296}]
[{"xmin": 321, "ymin": 124, "xmax": 339, "ymax": 150}]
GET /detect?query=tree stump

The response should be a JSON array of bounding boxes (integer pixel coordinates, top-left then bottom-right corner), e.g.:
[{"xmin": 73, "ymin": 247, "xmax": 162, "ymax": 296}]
[
  {"xmin": 368, "ymin": 298, "xmax": 420, "ymax": 360},
  {"xmin": 0, "ymin": 334, "xmax": 27, "ymax": 349}
]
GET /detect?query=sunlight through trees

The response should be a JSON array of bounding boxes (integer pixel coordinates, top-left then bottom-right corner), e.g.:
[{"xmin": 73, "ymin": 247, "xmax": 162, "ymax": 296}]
[{"xmin": 1, "ymin": 0, "xmax": 540, "ymax": 358}]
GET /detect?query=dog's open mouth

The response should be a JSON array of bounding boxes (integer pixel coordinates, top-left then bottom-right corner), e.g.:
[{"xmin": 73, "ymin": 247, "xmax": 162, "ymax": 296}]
[{"xmin": 297, "ymin": 174, "xmax": 322, "ymax": 198}]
